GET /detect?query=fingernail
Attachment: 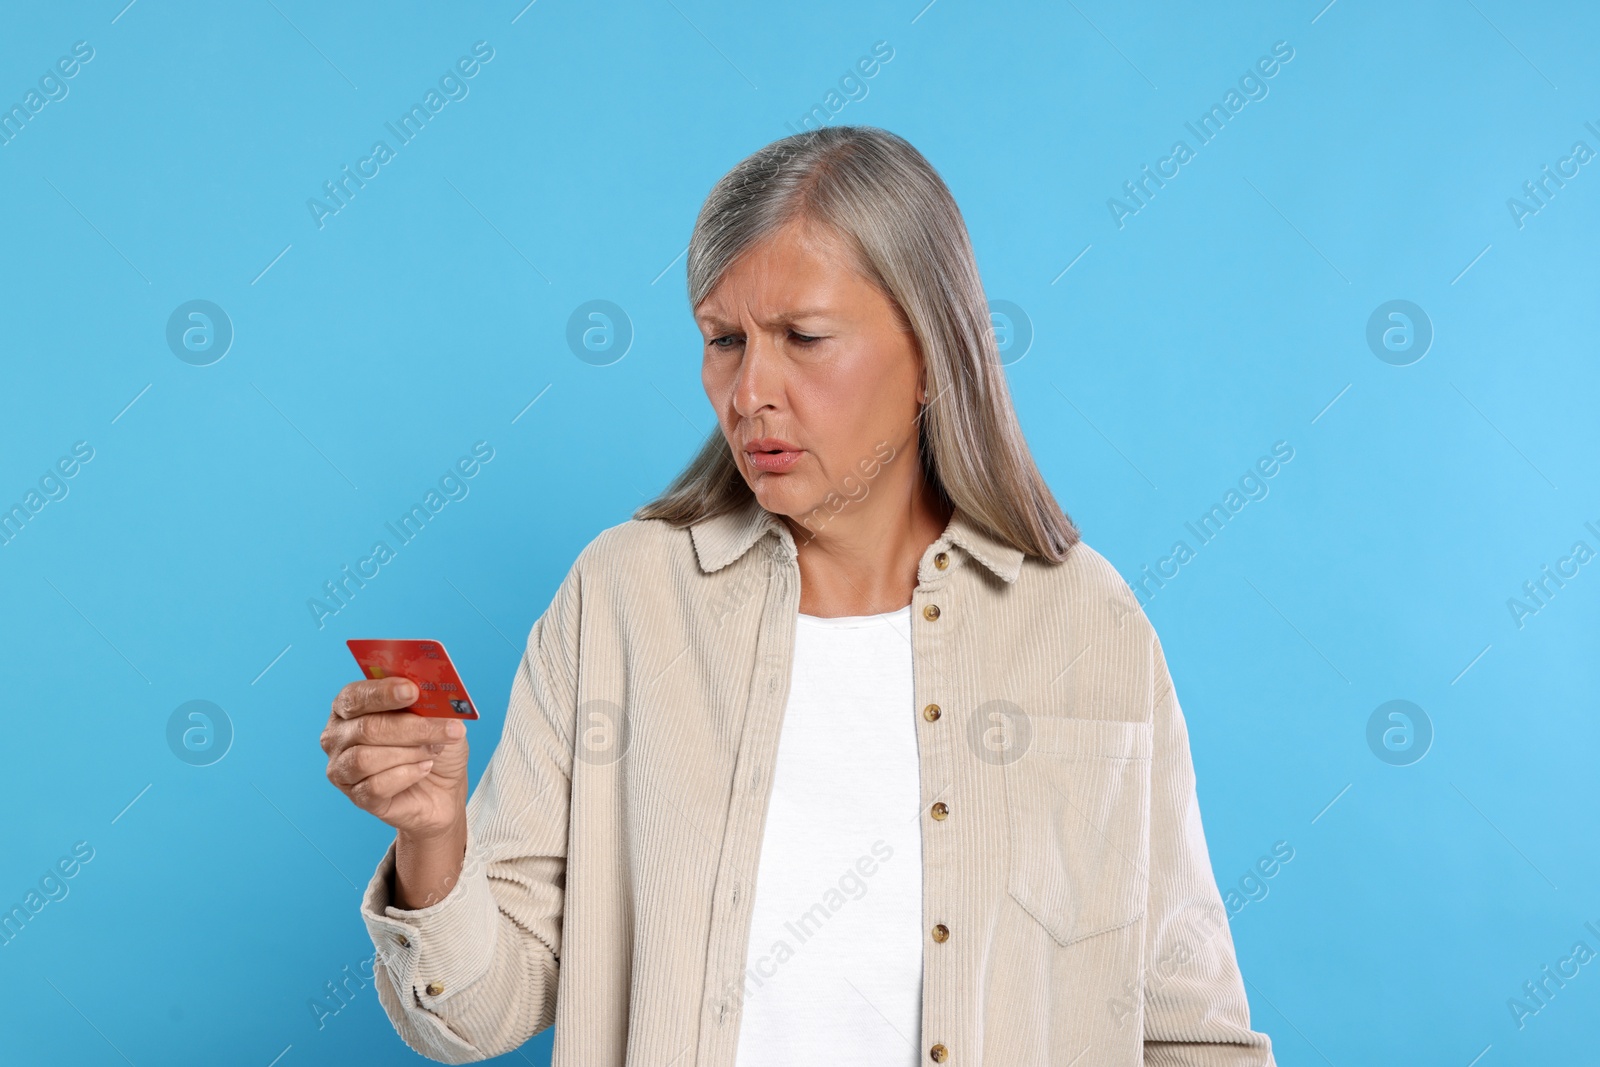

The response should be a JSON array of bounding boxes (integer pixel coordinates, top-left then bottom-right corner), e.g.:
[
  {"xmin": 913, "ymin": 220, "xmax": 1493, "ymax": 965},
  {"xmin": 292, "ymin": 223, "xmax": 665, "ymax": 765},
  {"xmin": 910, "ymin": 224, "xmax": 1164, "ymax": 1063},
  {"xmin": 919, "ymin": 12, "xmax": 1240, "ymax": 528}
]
[
  {"xmin": 445, "ymin": 720, "xmax": 465, "ymax": 738},
  {"xmin": 398, "ymin": 682, "xmax": 417, "ymax": 701},
  {"xmin": 429, "ymin": 743, "xmax": 445, "ymax": 755},
  {"xmin": 418, "ymin": 759, "xmax": 435, "ymax": 773}
]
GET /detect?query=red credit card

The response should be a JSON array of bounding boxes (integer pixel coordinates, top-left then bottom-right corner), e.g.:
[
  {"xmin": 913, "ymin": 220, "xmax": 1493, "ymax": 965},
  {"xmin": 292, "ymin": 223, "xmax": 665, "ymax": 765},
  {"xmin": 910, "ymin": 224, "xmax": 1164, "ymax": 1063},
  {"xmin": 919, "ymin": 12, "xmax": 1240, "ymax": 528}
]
[{"xmin": 345, "ymin": 639, "xmax": 479, "ymax": 719}]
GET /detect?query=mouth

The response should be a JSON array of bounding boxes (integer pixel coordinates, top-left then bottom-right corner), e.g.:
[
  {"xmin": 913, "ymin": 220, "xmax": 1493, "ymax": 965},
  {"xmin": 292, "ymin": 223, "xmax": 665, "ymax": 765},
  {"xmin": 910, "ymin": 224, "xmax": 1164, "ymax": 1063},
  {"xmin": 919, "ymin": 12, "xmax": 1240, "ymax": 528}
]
[{"xmin": 744, "ymin": 437, "xmax": 804, "ymax": 474}]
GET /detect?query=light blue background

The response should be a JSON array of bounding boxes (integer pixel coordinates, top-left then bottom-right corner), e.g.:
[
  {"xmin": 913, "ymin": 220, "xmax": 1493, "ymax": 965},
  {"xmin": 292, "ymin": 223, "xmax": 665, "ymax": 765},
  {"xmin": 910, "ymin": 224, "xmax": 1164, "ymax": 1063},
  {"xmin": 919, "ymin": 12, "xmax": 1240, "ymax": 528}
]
[{"xmin": 2, "ymin": 1, "xmax": 1597, "ymax": 1063}]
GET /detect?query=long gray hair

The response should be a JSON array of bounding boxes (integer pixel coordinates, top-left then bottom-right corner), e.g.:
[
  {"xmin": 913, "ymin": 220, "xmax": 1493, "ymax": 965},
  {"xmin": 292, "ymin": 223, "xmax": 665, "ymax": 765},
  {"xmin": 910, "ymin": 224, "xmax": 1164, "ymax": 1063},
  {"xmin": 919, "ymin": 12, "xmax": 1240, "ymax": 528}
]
[{"xmin": 635, "ymin": 125, "xmax": 1079, "ymax": 563}]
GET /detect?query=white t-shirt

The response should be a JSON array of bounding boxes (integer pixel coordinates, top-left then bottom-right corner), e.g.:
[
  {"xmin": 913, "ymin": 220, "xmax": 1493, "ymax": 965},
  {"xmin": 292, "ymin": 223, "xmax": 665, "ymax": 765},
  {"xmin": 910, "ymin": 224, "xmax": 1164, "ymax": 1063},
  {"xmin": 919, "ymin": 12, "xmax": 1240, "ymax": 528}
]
[{"xmin": 733, "ymin": 606, "xmax": 924, "ymax": 1067}]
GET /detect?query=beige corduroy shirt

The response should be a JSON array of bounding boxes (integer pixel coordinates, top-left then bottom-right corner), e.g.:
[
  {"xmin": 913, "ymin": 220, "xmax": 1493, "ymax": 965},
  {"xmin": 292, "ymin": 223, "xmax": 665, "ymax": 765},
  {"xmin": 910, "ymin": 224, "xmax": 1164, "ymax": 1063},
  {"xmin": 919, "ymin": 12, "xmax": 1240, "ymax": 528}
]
[{"xmin": 359, "ymin": 498, "xmax": 1276, "ymax": 1066}]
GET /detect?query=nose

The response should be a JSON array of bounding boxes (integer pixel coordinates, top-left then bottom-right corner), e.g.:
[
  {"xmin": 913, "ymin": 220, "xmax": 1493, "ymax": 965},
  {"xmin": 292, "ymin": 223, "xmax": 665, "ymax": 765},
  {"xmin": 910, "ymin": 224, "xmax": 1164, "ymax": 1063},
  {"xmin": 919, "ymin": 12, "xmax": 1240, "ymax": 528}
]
[{"xmin": 732, "ymin": 327, "xmax": 781, "ymax": 420}]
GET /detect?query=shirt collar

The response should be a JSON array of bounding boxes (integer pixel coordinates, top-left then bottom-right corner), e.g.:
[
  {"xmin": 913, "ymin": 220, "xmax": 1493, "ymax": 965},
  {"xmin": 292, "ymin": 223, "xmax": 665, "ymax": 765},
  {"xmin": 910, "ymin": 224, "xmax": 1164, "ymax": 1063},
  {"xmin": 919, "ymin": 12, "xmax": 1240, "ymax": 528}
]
[
  {"xmin": 689, "ymin": 496, "xmax": 795, "ymax": 573},
  {"xmin": 689, "ymin": 496, "xmax": 1026, "ymax": 583}
]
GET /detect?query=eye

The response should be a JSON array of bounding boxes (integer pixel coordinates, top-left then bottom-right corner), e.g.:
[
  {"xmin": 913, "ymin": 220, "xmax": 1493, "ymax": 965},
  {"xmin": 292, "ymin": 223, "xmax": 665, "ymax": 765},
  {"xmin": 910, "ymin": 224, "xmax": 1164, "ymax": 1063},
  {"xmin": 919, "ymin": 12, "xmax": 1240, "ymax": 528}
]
[
  {"xmin": 707, "ymin": 334, "xmax": 740, "ymax": 350},
  {"xmin": 790, "ymin": 330, "xmax": 820, "ymax": 345}
]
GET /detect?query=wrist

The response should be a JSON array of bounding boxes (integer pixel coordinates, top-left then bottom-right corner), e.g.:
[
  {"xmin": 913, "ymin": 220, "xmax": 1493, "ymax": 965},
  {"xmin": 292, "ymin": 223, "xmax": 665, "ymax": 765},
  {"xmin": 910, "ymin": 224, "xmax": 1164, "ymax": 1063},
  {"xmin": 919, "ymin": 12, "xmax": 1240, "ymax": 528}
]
[
  {"xmin": 397, "ymin": 813, "xmax": 467, "ymax": 850},
  {"xmin": 396, "ymin": 825, "xmax": 467, "ymax": 857},
  {"xmin": 393, "ymin": 818, "xmax": 469, "ymax": 911}
]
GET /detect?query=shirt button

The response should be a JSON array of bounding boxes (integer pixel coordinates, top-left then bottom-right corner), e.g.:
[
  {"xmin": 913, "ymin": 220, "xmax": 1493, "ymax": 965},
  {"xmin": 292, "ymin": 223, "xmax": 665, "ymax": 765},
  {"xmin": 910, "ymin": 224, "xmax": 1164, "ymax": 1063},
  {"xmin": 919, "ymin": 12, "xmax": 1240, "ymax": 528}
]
[
  {"xmin": 425, "ymin": 981, "xmax": 444, "ymax": 996},
  {"xmin": 931, "ymin": 801, "xmax": 949, "ymax": 821},
  {"xmin": 932, "ymin": 923, "xmax": 950, "ymax": 943},
  {"xmin": 934, "ymin": 551, "xmax": 949, "ymax": 570},
  {"xmin": 923, "ymin": 604, "xmax": 941, "ymax": 621},
  {"xmin": 394, "ymin": 934, "xmax": 410, "ymax": 947},
  {"xmin": 923, "ymin": 703, "xmax": 941, "ymax": 722},
  {"xmin": 930, "ymin": 1044, "xmax": 948, "ymax": 1063}
]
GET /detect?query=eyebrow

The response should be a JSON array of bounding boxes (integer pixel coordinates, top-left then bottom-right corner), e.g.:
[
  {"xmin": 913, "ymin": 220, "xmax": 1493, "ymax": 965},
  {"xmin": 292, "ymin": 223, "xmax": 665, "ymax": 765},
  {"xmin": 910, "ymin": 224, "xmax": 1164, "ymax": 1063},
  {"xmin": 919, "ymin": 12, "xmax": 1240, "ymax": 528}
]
[{"xmin": 696, "ymin": 307, "xmax": 838, "ymax": 330}]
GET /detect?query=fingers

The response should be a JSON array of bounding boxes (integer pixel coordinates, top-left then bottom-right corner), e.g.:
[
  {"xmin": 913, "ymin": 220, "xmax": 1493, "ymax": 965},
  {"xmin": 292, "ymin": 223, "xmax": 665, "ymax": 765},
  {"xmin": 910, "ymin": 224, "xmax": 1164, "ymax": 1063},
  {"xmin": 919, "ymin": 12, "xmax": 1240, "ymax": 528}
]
[
  {"xmin": 327, "ymin": 743, "xmax": 444, "ymax": 789},
  {"xmin": 323, "ymin": 699, "xmax": 464, "ymax": 756},
  {"xmin": 346, "ymin": 760, "xmax": 437, "ymax": 814},
  {"xmin": 331, "ymin": 677, "xmax": 419, "ymax": 720},
  {"xmin": 346, "ymin": 711, "xmax": 464, "ymax": 749}
]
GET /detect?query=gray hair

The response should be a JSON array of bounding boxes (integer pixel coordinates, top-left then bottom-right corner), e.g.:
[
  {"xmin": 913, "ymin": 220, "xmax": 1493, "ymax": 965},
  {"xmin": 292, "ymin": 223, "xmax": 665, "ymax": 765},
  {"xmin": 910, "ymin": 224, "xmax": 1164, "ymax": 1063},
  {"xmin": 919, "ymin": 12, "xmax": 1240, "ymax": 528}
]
[{"xmin": 635, "ymin": 124, "xmax": 1079, "ymax": 563}]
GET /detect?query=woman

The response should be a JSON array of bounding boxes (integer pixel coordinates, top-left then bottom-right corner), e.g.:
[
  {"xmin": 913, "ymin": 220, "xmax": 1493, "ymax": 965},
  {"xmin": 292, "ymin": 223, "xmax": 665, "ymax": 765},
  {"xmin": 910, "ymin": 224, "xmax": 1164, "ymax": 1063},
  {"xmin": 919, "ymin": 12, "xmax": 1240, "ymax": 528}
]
[{"xmin": 322, "ymin": 126, "xmax": 1276, "ymax": 1066}]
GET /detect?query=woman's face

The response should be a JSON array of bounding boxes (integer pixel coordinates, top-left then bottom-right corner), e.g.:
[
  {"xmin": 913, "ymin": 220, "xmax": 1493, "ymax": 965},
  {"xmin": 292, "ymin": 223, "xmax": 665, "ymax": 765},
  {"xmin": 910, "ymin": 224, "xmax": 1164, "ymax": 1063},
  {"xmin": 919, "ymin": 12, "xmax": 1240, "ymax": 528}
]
[{"xmin": 696, "ymin": 219, "xmax": 926, "ymax": 530}]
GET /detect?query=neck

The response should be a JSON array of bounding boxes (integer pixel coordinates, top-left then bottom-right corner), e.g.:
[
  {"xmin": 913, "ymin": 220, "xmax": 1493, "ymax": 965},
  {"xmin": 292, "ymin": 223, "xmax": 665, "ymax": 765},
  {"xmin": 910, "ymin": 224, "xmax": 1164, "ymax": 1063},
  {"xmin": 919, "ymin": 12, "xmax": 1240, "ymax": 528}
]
[{"xmin": 783, "ymin": 471, "xmax": 952, "ymax": 617}]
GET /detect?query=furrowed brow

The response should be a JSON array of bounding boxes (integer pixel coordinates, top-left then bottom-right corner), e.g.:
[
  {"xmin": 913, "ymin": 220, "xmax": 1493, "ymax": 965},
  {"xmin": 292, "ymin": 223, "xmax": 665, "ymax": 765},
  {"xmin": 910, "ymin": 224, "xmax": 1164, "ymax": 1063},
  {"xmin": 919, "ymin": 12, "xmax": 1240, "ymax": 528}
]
[{"xmin": 697, "ymin": 307, "xmax": 836, "ymax": 331}]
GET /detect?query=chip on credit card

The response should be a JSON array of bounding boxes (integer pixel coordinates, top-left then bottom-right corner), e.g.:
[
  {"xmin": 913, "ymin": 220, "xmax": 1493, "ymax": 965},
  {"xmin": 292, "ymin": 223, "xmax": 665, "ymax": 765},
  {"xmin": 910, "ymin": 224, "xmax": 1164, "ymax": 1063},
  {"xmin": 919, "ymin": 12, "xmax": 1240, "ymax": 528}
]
[{"xmin": 345, "ymin": 639, "xmax": 479, "ymax": 719}]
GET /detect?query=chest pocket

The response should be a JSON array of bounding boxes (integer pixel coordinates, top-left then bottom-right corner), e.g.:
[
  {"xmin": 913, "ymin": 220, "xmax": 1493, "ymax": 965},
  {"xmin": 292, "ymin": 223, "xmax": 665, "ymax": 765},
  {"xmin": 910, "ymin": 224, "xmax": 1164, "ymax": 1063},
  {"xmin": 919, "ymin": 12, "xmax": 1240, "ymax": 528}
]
[{"xmin": 1002, "ymin": 716, "xmax": 1154, "ymax": 947}]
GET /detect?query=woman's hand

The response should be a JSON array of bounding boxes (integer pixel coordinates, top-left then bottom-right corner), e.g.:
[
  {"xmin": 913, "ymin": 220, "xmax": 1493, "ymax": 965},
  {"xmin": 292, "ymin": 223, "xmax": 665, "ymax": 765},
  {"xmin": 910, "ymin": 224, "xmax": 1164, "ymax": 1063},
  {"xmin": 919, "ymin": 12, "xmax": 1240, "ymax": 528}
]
[
  {"xmin": 324, "ymin": 677, "xmax": 474, "ymax": 908},
  {"xmin": 322, "ymin": 677, "xmax": 470, "ymax": 838}
]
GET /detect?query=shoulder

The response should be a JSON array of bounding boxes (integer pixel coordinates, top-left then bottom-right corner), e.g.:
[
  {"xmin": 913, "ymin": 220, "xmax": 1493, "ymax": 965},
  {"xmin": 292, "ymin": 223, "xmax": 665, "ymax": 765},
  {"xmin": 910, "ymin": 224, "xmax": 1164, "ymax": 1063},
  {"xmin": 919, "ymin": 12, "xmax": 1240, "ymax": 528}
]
[
  {"xmin": 1009, "ymin": 538, "xmax": 1177, "ymax": 712},
  {"xmin": 528, "ymin": 517, "xmax": 693, "ymax": 652},
  {"xmin": 568, "ymin": 515, "xmax": 699, "ymax": 585},
  {"xmin": 1017, "ymin": 536, "xmax": 1156, "ymax": 645},
  {"xmin": 1046, "ymin": 538, "xmax": 1127, "ymax": 591}
]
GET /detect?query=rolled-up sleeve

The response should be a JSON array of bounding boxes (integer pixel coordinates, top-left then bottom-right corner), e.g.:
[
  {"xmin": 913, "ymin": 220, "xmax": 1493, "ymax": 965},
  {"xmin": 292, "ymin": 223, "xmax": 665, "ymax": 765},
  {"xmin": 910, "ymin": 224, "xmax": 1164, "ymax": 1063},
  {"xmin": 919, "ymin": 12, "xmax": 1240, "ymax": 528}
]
[
  {"xmin": 1141, "ymin": 632, "xmax": 1276, "ymax": 1067},
  {"xmin": 358, "ymin": 565, "xmax": 582, "ymax": 1064}
]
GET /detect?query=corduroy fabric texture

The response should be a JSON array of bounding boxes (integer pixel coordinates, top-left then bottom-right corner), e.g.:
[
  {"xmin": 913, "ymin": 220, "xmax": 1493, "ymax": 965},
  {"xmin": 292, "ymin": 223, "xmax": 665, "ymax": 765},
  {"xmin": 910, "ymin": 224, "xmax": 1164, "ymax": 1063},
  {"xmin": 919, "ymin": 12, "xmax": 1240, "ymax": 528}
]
[{"xmin": 358, "ymin": 497, "xmax": 1276, "ymax": 1066}]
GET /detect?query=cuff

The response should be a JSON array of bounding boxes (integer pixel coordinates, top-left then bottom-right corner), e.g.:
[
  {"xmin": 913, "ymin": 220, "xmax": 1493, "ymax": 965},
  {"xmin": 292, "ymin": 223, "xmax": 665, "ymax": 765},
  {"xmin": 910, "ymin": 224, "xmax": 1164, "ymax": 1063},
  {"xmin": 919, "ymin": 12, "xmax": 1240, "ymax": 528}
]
[{"xmin": 360, "ymin": 827, "xmax": 501, "ymax": 1012}]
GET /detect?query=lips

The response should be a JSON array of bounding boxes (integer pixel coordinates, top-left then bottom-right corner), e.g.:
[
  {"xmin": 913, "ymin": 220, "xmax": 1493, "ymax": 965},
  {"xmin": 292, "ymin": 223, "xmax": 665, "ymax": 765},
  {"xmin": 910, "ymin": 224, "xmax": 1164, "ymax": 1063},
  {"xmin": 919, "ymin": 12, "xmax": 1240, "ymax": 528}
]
[{"xmin": 744, "ymin": 437, "xmax": 804, "ymax": 474}]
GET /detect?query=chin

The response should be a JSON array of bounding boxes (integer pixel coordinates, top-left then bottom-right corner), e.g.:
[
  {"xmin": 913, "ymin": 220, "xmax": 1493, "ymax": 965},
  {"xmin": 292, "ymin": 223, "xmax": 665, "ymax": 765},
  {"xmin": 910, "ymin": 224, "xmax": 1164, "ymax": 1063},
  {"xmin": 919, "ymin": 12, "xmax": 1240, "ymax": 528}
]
[{"xmin": 746, "ymin": 474, "xmax": 816, "ymax": 523}]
